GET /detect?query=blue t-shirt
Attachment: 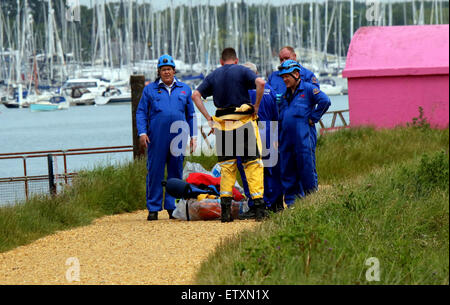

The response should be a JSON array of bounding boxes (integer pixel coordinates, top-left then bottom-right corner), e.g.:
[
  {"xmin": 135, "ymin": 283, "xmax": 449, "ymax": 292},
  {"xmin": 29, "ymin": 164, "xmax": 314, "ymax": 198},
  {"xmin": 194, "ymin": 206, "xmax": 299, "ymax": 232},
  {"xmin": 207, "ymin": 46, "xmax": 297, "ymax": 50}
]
[{"xmin": 196, "ymin": 64, "xmax": 257, "ymax": 108}]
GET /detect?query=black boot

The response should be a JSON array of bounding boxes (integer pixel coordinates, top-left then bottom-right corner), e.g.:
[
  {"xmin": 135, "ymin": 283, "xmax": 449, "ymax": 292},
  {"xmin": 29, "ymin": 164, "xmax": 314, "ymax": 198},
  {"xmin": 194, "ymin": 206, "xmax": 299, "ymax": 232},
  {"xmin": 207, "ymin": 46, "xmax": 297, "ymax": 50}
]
[
  {"xmin": 147, "ymin": 211, "xmax": 158, "ymax": 221},
  {"xmin": 254, "ymin": 198, "xmax": 268, "ymax": 221},
  {"xmin": 275, "ymin": 195, "xmax": 285, "ymax": 212},
  {"xmin": 220, "ymin": 197, "xmax": 233, "ymax": 223},
  {"xmin": 268, "ymin": 202, "xmax": 277, "ymax": 213},
  {"xmin": 238, "ymin": 205, "xmax": 257, "ymax": 220},
  {"xmin": 167, "ymin": 209, "xmax": 176, "ymax": 219}
]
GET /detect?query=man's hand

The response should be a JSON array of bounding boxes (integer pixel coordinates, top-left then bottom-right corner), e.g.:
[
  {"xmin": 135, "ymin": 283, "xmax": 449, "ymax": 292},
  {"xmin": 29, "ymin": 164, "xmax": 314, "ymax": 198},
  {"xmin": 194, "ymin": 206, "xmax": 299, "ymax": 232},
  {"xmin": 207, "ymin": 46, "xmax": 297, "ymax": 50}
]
[
  {"xmin": 190, "ymin": 137, "xmax": 197, "ymax": 154},
  {"xmin": 253, "ymin": 105, "xmax": 259, "ymax": 115},
  {"xmin": 207, "ymin": 116, "xmax": 215, "ymax": 135},
  {"xmin": 254, "ymin": 77, "xmax": 266, "ymax": 115},
  {"xmin": 308, "ymin": 119, "xmax": 315, "ymax": 127},
  {"xmin": 139, "ymin": 134, "xmax": 150, "ymax": 149}
]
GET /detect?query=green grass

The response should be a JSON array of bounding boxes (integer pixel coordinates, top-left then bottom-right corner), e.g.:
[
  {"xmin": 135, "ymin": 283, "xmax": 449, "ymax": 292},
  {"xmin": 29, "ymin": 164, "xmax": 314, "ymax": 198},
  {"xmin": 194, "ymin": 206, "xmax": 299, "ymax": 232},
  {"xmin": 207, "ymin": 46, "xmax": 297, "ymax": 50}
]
[
  {"xmin": 194, "ymin": 127, "xmax": 449, "ymax": 285},
  {"xmin": 316, "ymin": 126, "xmax": 449, "ymax": 184}
]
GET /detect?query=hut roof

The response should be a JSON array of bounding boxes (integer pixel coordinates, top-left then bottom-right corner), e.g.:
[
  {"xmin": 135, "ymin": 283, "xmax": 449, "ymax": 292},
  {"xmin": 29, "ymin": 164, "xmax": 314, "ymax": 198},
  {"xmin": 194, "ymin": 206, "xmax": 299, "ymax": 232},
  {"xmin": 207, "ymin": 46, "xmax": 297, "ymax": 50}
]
[{"xmin": 343, "ymin": 25, "xmax": 449, "ymax": 78}]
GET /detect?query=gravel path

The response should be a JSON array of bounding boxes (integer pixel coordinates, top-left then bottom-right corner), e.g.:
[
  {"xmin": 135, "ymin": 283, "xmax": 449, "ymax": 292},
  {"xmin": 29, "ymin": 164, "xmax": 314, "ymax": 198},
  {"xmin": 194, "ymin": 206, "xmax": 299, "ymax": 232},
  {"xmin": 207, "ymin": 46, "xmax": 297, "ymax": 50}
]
[{"xmin": 0, "ymin": 210, "xmax": 258, "ymax": 285}]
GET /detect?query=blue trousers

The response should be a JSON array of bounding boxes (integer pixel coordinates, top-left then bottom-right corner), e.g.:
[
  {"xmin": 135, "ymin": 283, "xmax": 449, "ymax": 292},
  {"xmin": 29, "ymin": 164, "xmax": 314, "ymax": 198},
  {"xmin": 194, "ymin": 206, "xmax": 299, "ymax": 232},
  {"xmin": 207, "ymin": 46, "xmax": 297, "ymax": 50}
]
[{"xmin": 146, "ymin": 138, "xmax": 184, "ymax": 212}]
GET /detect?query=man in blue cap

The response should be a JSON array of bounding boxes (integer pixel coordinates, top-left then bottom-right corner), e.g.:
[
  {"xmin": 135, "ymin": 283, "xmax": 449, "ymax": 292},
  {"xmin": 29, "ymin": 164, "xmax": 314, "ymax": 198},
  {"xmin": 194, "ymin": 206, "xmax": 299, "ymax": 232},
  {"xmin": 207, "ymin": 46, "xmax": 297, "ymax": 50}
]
[
  {"xmin": 277, "ymin": 60, "xmax": 330, "ymax": 207},
  {"xmin": 136, "ymin": 54, "xmax": 196, "ymax": 221},
  {"xmin": 269, "ymin": 46, "xmax": 322, "ymax": 183}
]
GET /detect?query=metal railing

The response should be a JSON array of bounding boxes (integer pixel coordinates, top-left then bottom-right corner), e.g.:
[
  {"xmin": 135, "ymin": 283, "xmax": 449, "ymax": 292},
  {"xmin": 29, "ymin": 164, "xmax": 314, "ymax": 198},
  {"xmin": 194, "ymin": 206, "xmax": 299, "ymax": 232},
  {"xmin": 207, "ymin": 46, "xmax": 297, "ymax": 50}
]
[
  {"xmin": 0, "ymin": 146, "xmax": 133, "ymax": 204},
  {"xmin": 319, "ymin": 109, "xmax": 350, "ymax": 134}
]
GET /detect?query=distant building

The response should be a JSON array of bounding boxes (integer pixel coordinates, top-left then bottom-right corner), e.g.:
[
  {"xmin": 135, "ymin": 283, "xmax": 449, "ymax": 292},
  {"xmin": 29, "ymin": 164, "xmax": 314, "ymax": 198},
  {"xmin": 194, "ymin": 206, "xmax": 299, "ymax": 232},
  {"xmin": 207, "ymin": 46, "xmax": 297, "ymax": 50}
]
[{"xmin": 343, "ymin": 25, "xmax": 449, "ymax": 129}]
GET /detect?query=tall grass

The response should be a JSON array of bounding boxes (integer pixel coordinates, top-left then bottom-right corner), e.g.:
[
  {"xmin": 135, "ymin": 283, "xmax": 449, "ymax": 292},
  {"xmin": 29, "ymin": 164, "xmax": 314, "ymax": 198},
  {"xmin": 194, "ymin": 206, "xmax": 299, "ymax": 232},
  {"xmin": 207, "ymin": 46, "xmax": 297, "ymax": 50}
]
[
  {"xmin": 195, "ymin": 149, "xmax": 449, "ymax": 284},
  {"xmin": 316, "ymin": 126, "xmax": 449, "ymax": 184},
  {"xmin": 195, "ymin": 126, "xmax": 449, "ymax": 285}
]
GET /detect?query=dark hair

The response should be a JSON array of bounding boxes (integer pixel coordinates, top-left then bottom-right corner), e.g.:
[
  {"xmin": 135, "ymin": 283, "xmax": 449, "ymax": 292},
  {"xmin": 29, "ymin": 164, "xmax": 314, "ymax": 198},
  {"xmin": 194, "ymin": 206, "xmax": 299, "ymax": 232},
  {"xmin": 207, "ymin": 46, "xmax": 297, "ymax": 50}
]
[
  {"xmin": 155, "ymin": 67, "xmax": 176, "ymax": 82},
  {"xmin": 221, "ymin": 47, "xmax": 237, "ymax": 61}
]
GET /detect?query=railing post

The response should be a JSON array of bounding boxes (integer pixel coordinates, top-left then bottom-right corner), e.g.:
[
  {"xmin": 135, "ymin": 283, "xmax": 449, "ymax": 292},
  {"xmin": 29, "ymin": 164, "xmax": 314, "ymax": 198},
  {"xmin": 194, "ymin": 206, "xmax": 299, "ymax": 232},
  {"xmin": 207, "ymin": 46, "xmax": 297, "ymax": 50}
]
[
  {"xmin": 23, "ymin": 156, "xmax": 29, "ymax": 201},
  {"xmin": 47, "ymin": 154, "xmax": 56, "ymax": 196},
  {"xmin": 130, "ymin": 75, "xmax": 146, "ymax": 160},
  {"xmin": 62, "ymin": 150, "xmax": 68, "ymax": 184}
]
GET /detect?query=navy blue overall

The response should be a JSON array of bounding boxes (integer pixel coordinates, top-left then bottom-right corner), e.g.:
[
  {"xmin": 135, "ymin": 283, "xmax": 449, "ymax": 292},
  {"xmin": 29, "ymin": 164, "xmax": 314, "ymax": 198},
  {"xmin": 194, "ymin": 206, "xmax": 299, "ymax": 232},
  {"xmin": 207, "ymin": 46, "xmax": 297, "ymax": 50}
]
[{"xmin": 278, "ymin": 81, "xmax": 330, "ymax": 205}]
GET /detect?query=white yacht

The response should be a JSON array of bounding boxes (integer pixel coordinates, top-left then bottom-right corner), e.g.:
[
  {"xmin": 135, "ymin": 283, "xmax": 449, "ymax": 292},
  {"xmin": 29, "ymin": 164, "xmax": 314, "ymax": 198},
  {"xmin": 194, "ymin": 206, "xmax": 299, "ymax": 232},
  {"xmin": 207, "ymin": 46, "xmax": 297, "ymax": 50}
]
[
  {"xmin": 60, "ymin": 78, "xmax": 109, "ymax": 97},
  {"xmin": 61, "ymin": 87, "xmax": 96, "ymax": 106},
  {"xmin": 94, "ymin": 86, "xmax": 131, "ymax": 105},
  {"xmin": 320, "ymin": 78, "xmax": 344, "ymax": 96}
]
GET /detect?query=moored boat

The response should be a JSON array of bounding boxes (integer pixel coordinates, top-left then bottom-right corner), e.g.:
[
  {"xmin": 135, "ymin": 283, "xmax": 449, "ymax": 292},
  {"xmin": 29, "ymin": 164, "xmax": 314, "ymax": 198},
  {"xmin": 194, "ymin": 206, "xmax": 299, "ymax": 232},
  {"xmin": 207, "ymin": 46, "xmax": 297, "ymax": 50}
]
[{"xmin": 30, "ymin": 96, "xmax": 69, "ymax": 111}]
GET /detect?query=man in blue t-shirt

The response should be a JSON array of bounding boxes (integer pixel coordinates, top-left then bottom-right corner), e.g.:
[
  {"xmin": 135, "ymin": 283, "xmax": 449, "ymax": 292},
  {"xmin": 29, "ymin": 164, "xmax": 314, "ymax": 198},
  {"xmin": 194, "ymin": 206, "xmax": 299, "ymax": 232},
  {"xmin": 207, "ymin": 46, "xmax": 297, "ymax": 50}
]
[
  {"xmin": 192, "ymin": 48, "xmax": 267, "ymax": 222},
  {"xmin": 268, "ymin": 46, "xmax": 320, "ymax": 98}
]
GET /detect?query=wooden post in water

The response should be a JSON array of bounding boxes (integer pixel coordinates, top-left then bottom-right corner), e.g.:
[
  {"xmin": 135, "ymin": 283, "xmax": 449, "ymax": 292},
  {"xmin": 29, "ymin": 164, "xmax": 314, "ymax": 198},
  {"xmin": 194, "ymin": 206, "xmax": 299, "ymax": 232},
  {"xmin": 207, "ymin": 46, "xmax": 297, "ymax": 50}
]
[{"xmin": 131, "ymin": 75, "xmax": 146, "ymax": 159}]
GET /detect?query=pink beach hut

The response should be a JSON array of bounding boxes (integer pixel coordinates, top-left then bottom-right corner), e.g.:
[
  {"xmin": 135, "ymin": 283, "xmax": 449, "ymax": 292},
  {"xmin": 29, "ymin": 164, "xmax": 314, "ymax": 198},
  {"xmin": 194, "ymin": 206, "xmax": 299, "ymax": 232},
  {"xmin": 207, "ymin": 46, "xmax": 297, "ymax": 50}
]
[{"xmin": 343, "ymin": 25, "xmax": 449, "ymax": 129}]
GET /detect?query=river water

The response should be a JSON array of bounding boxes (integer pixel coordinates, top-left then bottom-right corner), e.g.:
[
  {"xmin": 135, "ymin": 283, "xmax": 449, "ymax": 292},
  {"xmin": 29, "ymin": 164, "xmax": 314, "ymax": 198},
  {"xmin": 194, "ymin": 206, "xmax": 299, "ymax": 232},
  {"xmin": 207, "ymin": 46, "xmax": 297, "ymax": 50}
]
[{"xmin": 0, "ymin": 95, "xmax": 348, "ymax": 205}]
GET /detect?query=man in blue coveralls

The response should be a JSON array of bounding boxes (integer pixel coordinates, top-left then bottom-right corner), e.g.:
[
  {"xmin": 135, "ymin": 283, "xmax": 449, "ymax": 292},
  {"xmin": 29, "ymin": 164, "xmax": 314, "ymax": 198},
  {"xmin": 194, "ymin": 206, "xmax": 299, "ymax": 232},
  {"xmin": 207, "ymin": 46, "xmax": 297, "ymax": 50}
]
[
  {"xmin": 237, "ymin": 62, "xmax": 284, "ymax": 220},
  {"xmin": 268, "ymin": 46, "xmax": 320, "ymax": 97},
  {"xmin": 277, "ymin": 60, "xmax": 331, "ymax": 207},
  {"xmin": 269, "ymin": 46, "xmax": 322, "ymax": 184},
  {"xmin": 136, "ymin": 54, "xmax": 196, "ymax": 221}
]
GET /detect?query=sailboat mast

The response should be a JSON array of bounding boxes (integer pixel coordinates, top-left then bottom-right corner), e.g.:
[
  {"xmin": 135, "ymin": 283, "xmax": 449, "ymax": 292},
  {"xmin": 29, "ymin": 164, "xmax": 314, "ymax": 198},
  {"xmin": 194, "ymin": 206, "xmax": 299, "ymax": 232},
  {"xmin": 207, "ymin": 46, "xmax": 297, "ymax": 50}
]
[
  {"xmin": 170, "ymin": 0, "xmax": 175, "ymax": 56},
  {"xmin": 16, "ymin": 0, "xmax": 22, "ymax": 84},
  {"xmin": 128, "ymin": 0, "xmax": 133, "ymax": 65},
  {"xmin": 350, "ymin": 0, "xmax": 354, "ymax": 39}
]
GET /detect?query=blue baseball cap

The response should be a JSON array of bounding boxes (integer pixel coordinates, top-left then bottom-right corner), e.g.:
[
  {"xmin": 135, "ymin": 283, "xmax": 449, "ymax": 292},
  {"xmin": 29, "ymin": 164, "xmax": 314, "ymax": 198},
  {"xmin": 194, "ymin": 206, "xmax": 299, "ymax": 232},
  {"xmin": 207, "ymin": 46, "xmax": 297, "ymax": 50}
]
[
  {"xmin": 157, "ymin": 54, "xmax": 176, "ymax": 69},
  {"xmin": 278, "ymin": 60, "xmax": 301, "ymax": 76}
]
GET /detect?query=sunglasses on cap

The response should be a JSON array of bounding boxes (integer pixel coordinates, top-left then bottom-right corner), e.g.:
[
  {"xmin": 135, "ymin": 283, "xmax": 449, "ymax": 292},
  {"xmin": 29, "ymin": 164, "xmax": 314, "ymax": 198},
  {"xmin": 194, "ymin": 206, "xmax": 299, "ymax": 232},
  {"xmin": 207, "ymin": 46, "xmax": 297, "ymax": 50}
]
[{"xmin": 278, "ymin": 62, "xmax": 301, "ymax": 71}]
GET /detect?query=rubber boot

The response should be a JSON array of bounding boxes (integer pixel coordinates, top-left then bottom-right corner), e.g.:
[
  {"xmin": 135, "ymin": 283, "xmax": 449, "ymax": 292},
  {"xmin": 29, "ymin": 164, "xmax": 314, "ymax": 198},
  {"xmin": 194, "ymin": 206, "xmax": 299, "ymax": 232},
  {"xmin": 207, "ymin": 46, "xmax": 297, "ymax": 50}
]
[
  {"xmin": 238, "ymin": 205, "xmax": 256, "ymax": 220},
  {"xmin": 147, "ymin": 211, "xmax": 158, "ymax": 221},
  {"xmin": 220, "ymin": 197, "xmax": 233, "ymax": 223},
  {"xmin": 254, "ymin": 198, "xmax": 268, "ymax": 221},
  {"xmin": 267, "ymin": 202, "xmax": 277, "ymax": 213},
  {"xmin": 275, "ymin": 195, "xmax": 285, "ymax": 212},
  {"xmin": 167, "ymin": 209, "xmax": 176, "ymax": 219}
]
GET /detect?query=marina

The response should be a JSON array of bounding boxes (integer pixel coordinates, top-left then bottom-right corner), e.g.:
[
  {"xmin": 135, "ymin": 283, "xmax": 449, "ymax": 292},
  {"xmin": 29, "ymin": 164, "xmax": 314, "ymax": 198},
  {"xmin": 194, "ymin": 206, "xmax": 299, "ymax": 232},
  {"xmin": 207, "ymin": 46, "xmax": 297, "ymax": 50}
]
[
  {"xmin": 1, "ymin": 1, "xmax": 447, "ymax": 109},
  {"xmin": 0, "ymin": 0, "xmax": 448, "ymax": 204}
]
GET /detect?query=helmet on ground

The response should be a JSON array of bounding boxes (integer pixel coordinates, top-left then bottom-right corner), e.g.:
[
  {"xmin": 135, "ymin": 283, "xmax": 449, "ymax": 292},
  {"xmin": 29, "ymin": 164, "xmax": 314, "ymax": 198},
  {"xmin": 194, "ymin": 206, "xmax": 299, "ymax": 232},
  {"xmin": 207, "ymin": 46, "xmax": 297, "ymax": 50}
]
[
  {"xmin": 278, "ymin": 59, "xmax": 301, "ymax": 76},
  {"xmin": 157, "ymin": 54, "xmax": 176, "ymax": 69}
]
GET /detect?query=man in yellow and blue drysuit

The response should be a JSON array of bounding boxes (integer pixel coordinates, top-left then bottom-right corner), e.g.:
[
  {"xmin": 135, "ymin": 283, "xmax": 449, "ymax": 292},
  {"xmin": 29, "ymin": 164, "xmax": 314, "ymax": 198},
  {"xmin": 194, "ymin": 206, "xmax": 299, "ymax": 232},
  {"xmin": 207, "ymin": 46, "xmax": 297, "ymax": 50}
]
[
  {"xmin": 136, "ymin": 54, "xmax": 196, "ymax": 221},
  {"xmin": 278, "ymin": 60, "xmax": 330, "ymax": 207},
  {"xmin": 237, "ymin": 62, "xmax": 284, "ymax": 220},
  {"xmin": 192, "ymin": 48, "xmax": 267, "ymax": 222}
]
